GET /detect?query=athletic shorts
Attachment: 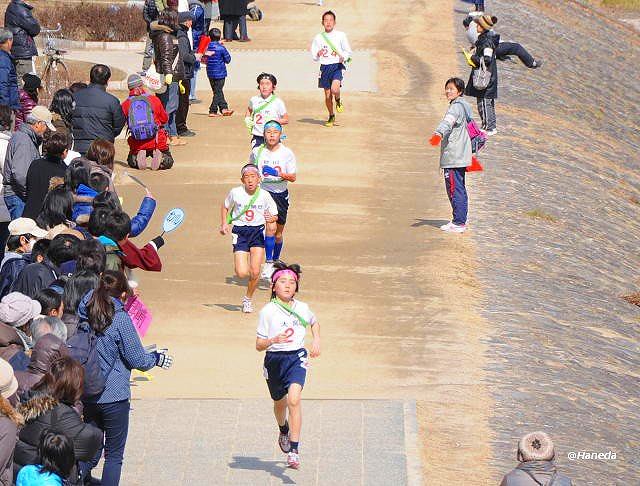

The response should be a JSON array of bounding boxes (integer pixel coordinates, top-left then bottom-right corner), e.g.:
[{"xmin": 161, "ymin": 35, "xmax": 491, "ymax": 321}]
[
  {"xmin": 267, "ymin": 190, "xmax": 289, "ymax": 225},
  {"xmin": 251, "ymin": 135, "xmax": 264, "ymax": 148},
  {"xmin": 263, "ymin": 348, "xmax": 308, "ymax": 401},
  {"xmin": 232, "ymin": 224, "xmax": 265, "ymax": 252},
  {"xmin": 318, "ymin": 63, "xmax": 345, "ymax": 89}
]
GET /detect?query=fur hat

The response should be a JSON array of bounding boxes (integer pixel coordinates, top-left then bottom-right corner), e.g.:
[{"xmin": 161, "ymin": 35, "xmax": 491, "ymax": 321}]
[{"xmin": 518, "ymin": 431, "xmax": 555, "ymax": 462}]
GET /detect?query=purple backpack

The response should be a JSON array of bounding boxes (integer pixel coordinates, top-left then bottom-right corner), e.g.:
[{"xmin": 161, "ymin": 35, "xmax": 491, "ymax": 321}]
[{"xmin": 128, "ymin": 95, "xmax": 157, "ymax": 141}]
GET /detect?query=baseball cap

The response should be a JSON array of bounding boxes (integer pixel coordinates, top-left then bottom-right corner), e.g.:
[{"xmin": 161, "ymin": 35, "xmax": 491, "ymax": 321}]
[
  {"xmin": 8, "ymin": 218, "xmax": 48, "ymax": 238},
  {"xmin": 27, "ymin": 106, "xmax": 56, "ymax": 131},
  {"xmin": 0, "ymin": 292, "xmax": 42, "ymax": 328},
  {"xmin": 0, "ymin": 358, "xmax": 18, "ymax": 399}
]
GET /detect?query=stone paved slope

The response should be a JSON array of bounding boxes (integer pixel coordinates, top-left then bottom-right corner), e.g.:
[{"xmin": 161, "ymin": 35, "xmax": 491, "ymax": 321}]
[{"xmin": 455, "ymin": 0, "xmax": 640, "ymax": 482}]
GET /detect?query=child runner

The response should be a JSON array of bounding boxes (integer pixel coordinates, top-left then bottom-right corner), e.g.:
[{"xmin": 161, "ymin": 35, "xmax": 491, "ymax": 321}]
[
  {"xmin": 245, "ymin": 73, "xmax": 288, "ymax": 148},
  {"xmin": 311, "ymin": 10, "xmax": 352, "ymax": 127},
  {"xmin": 255, "ymin": 261, "xmax": 320, "ymax": 470},
  {"xmin": 429, "ymin": 77, "xmax": 473, "ymax": 233},
  {"xmin": 220, "ymin": 164, "xmax": 278, "ymax": 313},
  {"xmin": 249, "ymin": 120, "xmax": 297, "ymax": 278}
]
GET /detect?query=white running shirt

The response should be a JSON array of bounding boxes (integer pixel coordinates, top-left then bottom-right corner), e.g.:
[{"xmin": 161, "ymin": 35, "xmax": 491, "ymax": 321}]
[
  {"xmin": 224, "ymin": 186, "xmax": 278, "ymax": 227},
  {"xmin": 311, "ymin": 30, "xmax": 352, "ymax": 65},
  {"xmin": 249, "ymin": 95, "xmax": 287, "ymax": 137},
  {"xmin": 257, "ymin": 299, "xmax": 317, "ymax": 352},
  {"xmin": 250, "ymin": 144, "xmax": 297, "ymax": 194}
]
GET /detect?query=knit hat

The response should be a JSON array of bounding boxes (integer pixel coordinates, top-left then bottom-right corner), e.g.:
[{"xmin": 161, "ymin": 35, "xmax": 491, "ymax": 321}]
[
  {"xmin": 127, "ymin": 73, "xmax": 144, "ymax": 90},
  {"xmin": 0, "ymin": 292, "xmax": 42, "ymax": 328},
  {"xmin": 0, "ymin": 358, "xmax": 18, "ymax": 399},
  {"xmin": 518, "ymin": 431, "xmax": 555, "ymax": 462},
  {"xmin": 22, "ymin": 73, "xmax": 41, "ymax": 91},
  {"xmin": 477, "ymin": 15, "xmax": 496, "ymax": 30},
  {"xmin": 178, "ymin": 11, "xmax": 195, "ymax": 23}
]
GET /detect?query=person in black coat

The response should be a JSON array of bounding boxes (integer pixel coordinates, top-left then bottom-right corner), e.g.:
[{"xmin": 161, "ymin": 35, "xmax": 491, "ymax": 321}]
[
  {"xmin": 22, "ymin": 131, "xmax": 68, "ymax": 220},
  {"xmin": 218, "ymin": 0, "xmax": 249, "ymax": 41},
  {"xmin": 3, "ymin": 0, "xmax": 40, "ymax": 86},
  {"xmin": 465, "ymin": 14, "xmax": 499, "ymax": 135},
  {"xmin": 15, "ymin": 356, "xmax": 102, "ymax": 486},
  {"xmin": 71, "ymin": 65, "xmax": 126, "ymax": 155},
  {"xmin": 175, "ymin": 12, "xmax": 197, "ymax": 137}
]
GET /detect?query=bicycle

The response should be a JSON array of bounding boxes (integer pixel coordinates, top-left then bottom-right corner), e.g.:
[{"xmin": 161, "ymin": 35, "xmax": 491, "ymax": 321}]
[{"xmin": 40, "ymin": 24, "xmax": 70, "ymax": 105}]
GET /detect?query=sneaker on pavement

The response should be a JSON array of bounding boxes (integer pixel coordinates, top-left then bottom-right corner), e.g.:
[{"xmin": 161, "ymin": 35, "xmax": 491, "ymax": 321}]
[
  {"xmin": 242, "ymin": 297, "xmax": 253, "ymax": 313},
  {"xmin": 324, "ymin": 115, "xmax": 335, "ymax": 127},
  {"xmin": 261, "ymin": 261, "xmax": 274, "ymax": 279},
  {"xmin": 278, "ymin": 432, "xmax": 291, "ymax": 453},
  {"xmin": 531, "ymin": 58, "xmax": 543, "ymax": 69},
  {"xmin": 486, "ymin": 129, "xmax": 497, "ymax": 137},
  {"xmin": 178, "ymin": 129, "xmax": 196, "ymax": 137},
  {"xmin": 440, "ymin": 221, "xmax": 454, "ymax": 231},
  {"xmin": 287, "ymin": 451, "xmax": 300, "ymax": 469},
  {"xmin": 335, "ymin": 99, "xmax": 344, "ymax": 113},
  {"xmin": 443, "ymin": 223, "xmax": 467, "ymax": 233}
]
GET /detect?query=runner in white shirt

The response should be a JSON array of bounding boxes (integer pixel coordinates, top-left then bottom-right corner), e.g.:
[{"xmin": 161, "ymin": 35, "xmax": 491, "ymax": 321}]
[
  {"xmin": 311, "ymin": 10, "xmax": 352, "ymax": 127},
  {"xmin": 255, "ymin": 262, "xmax": 321, "ymax": 470},
  {"xmin": 220, "ymin": 164, "xmax": 278, "ymax": 313},
  {"xmin": 245, "ymin": 73, "xmax": 289, "ymax": 148},
  {"xmin": 249, "ymin": 120, "xmax": 297, "ymax": 278}
]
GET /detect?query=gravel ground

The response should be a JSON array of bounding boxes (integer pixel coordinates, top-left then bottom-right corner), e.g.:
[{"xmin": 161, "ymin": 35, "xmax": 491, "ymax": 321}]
[{"xmin": 455, "ymin": 0, "xmax": 640, "ymax": 483}]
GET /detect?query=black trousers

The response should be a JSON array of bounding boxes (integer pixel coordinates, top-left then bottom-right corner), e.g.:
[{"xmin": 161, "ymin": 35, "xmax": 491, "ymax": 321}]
[
  {"xmin": 496, "ymin": 42, "xmax": 535, "ymax": 68},
  {"xmin": 223, "ymin": 15, "xmax": 240, "ymax": 40},
  {"xmin": 209, "ymin": 78, "xmax": 228, "ymax": 113},
  {"xmin": 176, "ymin": 78, "xmax": 192, "ymax": 134}
]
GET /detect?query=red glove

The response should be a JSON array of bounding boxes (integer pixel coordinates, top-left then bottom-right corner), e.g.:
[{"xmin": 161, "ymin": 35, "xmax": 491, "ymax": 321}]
[{"xmin": 429, "ymin": 134, "xmax": 442, "ymax": 146}]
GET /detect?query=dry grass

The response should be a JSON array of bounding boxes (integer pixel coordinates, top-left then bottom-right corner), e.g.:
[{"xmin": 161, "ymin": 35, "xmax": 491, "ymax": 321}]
[
  {"xmin": 622, "ymin": 292, "xmax": 640, "ymax": 306},
  {"xmin": 524, "ymin": 209, "xmax": 558, "ymax": 223},
  {"xmin": 34, "ymin": 57, "xmax": 127, "ymax": 84}
]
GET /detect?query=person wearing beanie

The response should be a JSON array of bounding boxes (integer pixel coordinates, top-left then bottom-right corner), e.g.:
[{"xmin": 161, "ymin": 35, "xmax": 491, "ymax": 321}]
[
  {"xmin": 14, "ymin": 73, "xmax": 41, "ymax": 130},
  {"xmin": 0, "ymin": 357, "xmax": 24, "ymax": 485},
  {"xmin": 121, "ymin": 73, "xmax": 175, "ymax": 170},
  {"xmin": 175, "ymin": 11, "xmax": 197, "ymax": 137},
  {"xmin": 465, "ymin": 14, "xmax": 499, "ymax": 136},
  {"xmin": 0, "ymin": 291, "xmax": 41, "ymax": 350},
  {"xmin": 500, "ymin": 432, "xmax": 573, "ymax": 485}
]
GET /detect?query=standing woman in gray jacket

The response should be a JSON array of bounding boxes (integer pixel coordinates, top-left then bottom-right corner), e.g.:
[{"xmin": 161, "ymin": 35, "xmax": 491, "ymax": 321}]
[{"xmin": 429, "ymin": 77, "xmax": 473, "ymax": 234}]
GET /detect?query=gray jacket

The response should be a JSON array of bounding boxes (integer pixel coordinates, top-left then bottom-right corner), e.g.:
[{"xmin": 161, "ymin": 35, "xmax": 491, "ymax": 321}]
[
  {"xmin": 2, "ymin": 124, "xmax": 41, "ymax": 199},
  {"xmin": 434, "ymin": 97, "xmax": 472, "ymax": 169},
  {"xmin": 500, "ymin": 461, "xmax": 573, "ymax": 486}
]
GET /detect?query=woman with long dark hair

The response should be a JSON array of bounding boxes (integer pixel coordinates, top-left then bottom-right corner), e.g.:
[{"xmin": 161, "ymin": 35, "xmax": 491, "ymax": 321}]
[
  {"xmin": 15, "ymin": 356, "xmax": 103, "ymax": 485},
  {"xmin": 62, "ymin": 270, "xmax": 100, "ymax": 338},
  {"xmin": 35, "ymin": 186, "xmax": 74, "ymax": 231},
  {"xmin": 49, "ymin": 89, "xmax": 75, "ymax": 134},
  {"xmin": 78, "ymin": 270, "xmax": 173, "ymax": 485}
]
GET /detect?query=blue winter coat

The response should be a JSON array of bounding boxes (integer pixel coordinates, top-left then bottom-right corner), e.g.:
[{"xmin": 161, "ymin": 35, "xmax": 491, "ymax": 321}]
[
  {"xmin": 78, "ymin": 292, "xmax": 156, "ymax": 404},
  {"xmin": 16, "ymin": 465, "xmax": 62, "ymax": 486},
  {"xmin": 189, "ymin": 0, "xmax": 206, "ymax": 69},
  {"xmin": 4, "ymin": 0, "xmax": 40, "ymax": 59},
  {"xmin": 71, "ymin": 184, "xmax": 97, "ymax": 222},
  {"xmin": 205, "ymin": 41, "xmax": 231, "ymax": 79},
  {"xmin": 0, "ymin": 51, "xmax": 20, "ymax": 110}
]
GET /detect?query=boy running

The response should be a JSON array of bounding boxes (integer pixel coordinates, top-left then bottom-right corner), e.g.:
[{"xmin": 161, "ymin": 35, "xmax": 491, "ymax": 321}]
[
  {"xmin": 245, "ymin": 73, "xmax": 289, "ymax": 148},
  {"xmin": 311, "ymin": 10, "xmax": 352, "ymax": 127},
  {"xmin": 220, "ymin": 164, "xmax": 278, "ymax": 313},
  {"xmin": 256, "ymin": 261, "xmax": 320, "ymax": 470},
  {"xmin": 249, "ymin": 120, "xmax": 297, "ymax": 279}
]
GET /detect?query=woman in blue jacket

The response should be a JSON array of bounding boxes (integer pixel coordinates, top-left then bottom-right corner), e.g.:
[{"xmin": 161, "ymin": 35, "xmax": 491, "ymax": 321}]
[{"xmin": 78, "ymin": 270, "xmax": 173, "ymax": 486}]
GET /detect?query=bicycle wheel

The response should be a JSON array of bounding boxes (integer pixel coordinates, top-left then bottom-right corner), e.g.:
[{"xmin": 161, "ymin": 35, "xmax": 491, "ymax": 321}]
[{"xmin": 42, "ymin": 59, "xmax": 70, "ymax": 106}]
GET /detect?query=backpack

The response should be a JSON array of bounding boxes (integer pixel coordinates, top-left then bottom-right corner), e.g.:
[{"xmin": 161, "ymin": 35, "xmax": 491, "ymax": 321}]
[
  {"xmin": 66, "ymin": 322, "xmax": 106, "ymax": 399},
  {"xmin": 127, "ymin": 95, "xmax": 157, "ymax": 141}
]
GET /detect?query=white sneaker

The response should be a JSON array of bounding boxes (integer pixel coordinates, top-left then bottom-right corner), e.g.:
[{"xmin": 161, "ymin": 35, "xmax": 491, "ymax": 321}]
[
  {"xmin": 486, "ymin": 129, "xmax": 497, "ymax": 137},
  {"xmin": 242, "ymin": 297, "xmax": 253, "ymax": 313},
  {"xmin": 443, "ymin": 223, "xmax": 467, "ymax": 233},
  {"xmin": 261, "ymin": 261, "xmax": 274, "ymax": 279},
  {"xmin": 440, "ymin": 221, "xmax": 454, "ymax": 231},
  {"xmin": 287, "ymin": 451, "xmax": 300, "ymax": 469}
]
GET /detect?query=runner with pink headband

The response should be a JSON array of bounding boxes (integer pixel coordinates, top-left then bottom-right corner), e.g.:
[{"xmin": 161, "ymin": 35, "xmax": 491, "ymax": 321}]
[{"xmin": 255, "ymin": 261, "xmax": 321, "ymax": 470}]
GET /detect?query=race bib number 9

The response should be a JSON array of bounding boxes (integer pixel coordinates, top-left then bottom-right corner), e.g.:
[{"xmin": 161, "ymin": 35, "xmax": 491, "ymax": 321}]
[{"xmin": 245, "ymin": 209, "xmax": 255, "ymax": 222}]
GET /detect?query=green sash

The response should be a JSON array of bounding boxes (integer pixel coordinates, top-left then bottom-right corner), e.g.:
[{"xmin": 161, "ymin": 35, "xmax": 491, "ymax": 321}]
[
  {"xmin": 321, "ymin": 32, "xmax": 351, "ymax": 64},
  {"xmin": 271, "ymin": 298, "xmax": 310, "ymax": 328},
  {"xmin": 227, "ymin": 187, "xmax": 261, "ymax": 224}
]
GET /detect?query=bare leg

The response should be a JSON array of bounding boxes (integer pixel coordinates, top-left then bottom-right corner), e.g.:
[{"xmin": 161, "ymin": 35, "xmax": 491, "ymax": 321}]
[
  {"xmin": 275, "ymin": 223, "xmax": 285, "ymax": 244},
  {"xmin": 287, "ymin": 384, "xmax": 303, "ymax": 443},
  {"xmin": 233, "ymin": 251, "xmax": 250, "ymax": 279},
  {"xmin": 324, "ymin": 88, "xmax": 333, "ymax": 116},
  {"xmin": 274, "ymin": 397, "xmax": 287, "ymax": 427},
  {"xmin": 330, "ymin": 79, "xmax": 341, "ymax": 105}
]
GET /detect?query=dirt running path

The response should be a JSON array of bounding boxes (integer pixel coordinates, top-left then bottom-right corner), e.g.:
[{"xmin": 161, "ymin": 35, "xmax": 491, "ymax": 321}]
[{"xmin": 113, "ymin": 1, "xmax": 492, "ymax": 482}]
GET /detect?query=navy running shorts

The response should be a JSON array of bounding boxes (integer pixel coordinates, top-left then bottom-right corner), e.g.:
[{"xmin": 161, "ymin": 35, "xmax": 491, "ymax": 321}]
[
  {"xmin": 232, "ymin": 225, "xmax": 265, "ymax": 252},
  {"xmin": 263, "ymin": 348, "xmax": 308, "ymax": 401},
  {"xmin": 251, "ymin": 135, "xmax": 264, "ymax": 148},
  {"xmin": 318, "ymin": 63, "xmax": 345, "ymax": 89},
  {"xmin": 268, "ymin": 190, "xmax": 289, "ymax": 225}
]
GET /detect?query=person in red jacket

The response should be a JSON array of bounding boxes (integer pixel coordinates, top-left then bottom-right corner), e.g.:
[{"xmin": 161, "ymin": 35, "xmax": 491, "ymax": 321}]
[{"xmin": 121, "ymin": 74, "xmax": 175, "ymax": 171}]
